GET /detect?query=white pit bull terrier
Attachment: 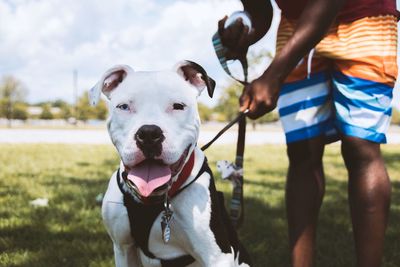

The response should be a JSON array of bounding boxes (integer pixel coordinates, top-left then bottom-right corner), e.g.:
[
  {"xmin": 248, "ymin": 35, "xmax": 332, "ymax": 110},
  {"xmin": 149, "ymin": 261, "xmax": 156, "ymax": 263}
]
[{"xmin": 90, "ymin": 61, "xmax": 251, "ymax": 267}]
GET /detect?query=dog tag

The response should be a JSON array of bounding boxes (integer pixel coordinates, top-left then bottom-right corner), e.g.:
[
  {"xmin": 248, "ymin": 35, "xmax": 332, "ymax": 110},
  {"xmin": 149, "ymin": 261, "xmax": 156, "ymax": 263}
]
[
  {"xmin": 161, "ymin": 195, "xmax": 173, "ymax": 243},
  {"xmin": 161, "ymin": 218, "xmax": 171, "ymax": 243},
  {"xmin": 161, "ymin": 210, "xmax": 173, "ymax": 243}
]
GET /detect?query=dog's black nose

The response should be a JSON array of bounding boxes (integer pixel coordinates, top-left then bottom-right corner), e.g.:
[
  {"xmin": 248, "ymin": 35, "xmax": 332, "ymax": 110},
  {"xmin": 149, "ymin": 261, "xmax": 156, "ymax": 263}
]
[
  {"xmin": 135, "ymin": 125, "xmax": 164, "ymax": 145},
  {"xmin": 135, "ymin": 125, "xmax": 164, "ymax": 158}
]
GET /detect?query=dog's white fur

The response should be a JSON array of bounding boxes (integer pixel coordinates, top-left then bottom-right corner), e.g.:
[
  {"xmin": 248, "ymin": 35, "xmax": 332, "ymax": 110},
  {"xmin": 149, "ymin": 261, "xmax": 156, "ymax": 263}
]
[
  {"xmin": 91, "ymin": 62, "xmax": 250, "ymax": 267},
  {"xmin": 90, "ymin": 65, "xmax": 201, "ymax": 175}
]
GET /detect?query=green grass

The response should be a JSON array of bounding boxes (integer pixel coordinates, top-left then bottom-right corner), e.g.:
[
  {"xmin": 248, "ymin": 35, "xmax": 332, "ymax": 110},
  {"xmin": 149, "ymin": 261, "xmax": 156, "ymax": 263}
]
[{"xmin": 0, "ymin": 144, "xmax": 399, "ymax": 267}]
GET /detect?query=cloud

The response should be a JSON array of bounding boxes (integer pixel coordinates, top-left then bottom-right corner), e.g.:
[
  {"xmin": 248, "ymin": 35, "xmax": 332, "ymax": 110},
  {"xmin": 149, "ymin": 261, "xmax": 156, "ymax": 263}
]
[
  {"xmin": 2, "ymin": 0, "xmax": 398, "ymax": 109},
  {"xmin": 0, "ymin": 0, "xmax": 244, "ymax": 104}
]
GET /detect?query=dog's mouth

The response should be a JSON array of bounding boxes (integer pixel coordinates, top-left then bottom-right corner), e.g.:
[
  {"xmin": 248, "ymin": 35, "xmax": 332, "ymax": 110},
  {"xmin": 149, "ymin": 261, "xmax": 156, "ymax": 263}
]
[{"xmin": 124, "ymin": 146, "xmax": 191, "ymax": 198}]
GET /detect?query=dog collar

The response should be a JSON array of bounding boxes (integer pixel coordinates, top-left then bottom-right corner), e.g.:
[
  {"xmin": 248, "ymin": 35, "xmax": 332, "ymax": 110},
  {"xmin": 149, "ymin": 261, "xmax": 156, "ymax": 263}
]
[{"xmin": 167, "ymin": 151, "xmax": 195, "ymax": 198}]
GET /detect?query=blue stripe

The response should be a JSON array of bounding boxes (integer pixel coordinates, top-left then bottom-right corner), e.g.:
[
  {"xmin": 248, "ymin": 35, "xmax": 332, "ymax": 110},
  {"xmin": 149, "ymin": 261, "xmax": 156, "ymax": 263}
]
[
  {"xmin": 279, "ymin": 95, "xmax": 328, "ymax": 117},
  {"xmin": 280, "ymin": 72, "xmax": 330, "ymax": 96},
  {"xmin": 335, "ymin": 121, "xmax": 387, "ymax": 143},
  {"xmin": 333, "ymin": 89, "xmax": 392, "ymax": 115},
  {"xmin": 285, "ymin": 119, "xmax": 387, "ymax": 144},
  {"xmin": 285, "ymin": 119, "xmax": 333, "ymax": 143},
  {"xmin": 332, "ymin": 71, "xmax": 393, "ymax": 96},
  {"xmin": 213, "ymin": 39, "xmax": 221, "ymax": 45}
]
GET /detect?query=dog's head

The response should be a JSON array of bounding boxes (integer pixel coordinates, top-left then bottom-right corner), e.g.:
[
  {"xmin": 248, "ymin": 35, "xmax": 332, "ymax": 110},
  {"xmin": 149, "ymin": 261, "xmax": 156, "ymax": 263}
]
[{"xmin": 90, "ymin": 60, "xmax": 215, "ymax": 198}]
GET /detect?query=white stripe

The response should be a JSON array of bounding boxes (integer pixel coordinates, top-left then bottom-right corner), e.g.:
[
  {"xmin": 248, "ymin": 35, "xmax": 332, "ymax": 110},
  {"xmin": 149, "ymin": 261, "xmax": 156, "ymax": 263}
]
[
  {"xmin": 278, "ymin": 82, "xmax": 330, "ymax": 108},
  {"xmin": 336, "ymin": 103, "xmax": 391, "ymax": 134},
  {"xmin": 335, "ymin": 82, "xmax": 392, "ymax": 110},
  {"xmin": 280, "ymin": 102, "xmax": 332, "ymax": 133}
]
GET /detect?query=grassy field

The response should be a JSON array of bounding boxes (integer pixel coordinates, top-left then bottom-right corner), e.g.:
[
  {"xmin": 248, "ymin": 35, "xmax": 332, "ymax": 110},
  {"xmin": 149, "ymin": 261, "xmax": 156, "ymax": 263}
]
[{"xmin": 0, "ymin": 144, "xmax": 399, "ymax": 267}]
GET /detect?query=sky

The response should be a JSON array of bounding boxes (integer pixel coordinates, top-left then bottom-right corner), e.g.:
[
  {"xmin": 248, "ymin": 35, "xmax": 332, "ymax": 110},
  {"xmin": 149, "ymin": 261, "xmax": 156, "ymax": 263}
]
[
  {"xmin": 0, "ymin": 0, "xmax": 399, "ymax": 107},
  {"xmin": 0, "ymin": 0, "xmax": 247, "ymax": 106}
]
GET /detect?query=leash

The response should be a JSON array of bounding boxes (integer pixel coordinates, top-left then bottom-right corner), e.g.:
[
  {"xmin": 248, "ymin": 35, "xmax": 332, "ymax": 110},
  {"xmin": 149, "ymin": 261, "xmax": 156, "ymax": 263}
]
[
  {"xmin": 208, "ymin": 29, "xmax": 251, "ymax": 228},
  {"xmin": 201, "ymin": 101, "xmax": 248, "ymax": 229},
  {"xmin": 201, "ymin": 109, "xmax": 248, "ymax": 151},
  {"xmin": 232, "ymin": 107, "xmax": 247, "ymax": 228}
]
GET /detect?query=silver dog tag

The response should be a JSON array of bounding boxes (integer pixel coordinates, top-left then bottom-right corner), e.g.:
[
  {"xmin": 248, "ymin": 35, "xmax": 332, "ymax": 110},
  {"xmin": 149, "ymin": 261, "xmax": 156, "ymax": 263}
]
[
  {"xmin": 161, "ymin": 218, "xmax": 171, "ymax": 243},
  {"xmin": 161, "ymin": 195, "xmax": 173, "ymax": 243}
]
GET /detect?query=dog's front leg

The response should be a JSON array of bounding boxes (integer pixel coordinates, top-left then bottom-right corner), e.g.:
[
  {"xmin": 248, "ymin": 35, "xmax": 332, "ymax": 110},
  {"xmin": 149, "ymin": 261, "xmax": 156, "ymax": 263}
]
[
  {"xmin": 113, "ymin": 242, "xmax": 141, "ymax": 267},
  {"xmin": 102, "ymin": 174, "xmax": 142, "ymax": 267}
]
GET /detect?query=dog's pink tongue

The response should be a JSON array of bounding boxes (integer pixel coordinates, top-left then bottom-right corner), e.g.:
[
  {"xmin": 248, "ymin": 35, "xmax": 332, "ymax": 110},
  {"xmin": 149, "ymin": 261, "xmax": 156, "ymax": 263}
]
[{"xmin": 127, "ymin": 161, "xmax": 171, "ymax": 197}]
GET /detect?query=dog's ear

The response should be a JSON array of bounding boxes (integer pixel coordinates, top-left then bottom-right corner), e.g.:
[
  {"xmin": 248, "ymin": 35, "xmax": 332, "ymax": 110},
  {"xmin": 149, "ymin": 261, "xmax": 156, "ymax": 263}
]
[
  {"xmin": 175, "ymin": 60, "xmax": 216, "ymax": 98},
  {"xmin": 89, "ymin": 65, "xmax": 134, "ymax": 106}
]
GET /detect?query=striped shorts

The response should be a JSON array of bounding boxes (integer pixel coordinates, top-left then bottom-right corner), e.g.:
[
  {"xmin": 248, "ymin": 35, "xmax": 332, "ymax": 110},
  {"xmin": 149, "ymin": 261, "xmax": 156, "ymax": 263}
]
[{"xmin": 277, "ymin": 15, "xmax": 398, "ymax": 144}]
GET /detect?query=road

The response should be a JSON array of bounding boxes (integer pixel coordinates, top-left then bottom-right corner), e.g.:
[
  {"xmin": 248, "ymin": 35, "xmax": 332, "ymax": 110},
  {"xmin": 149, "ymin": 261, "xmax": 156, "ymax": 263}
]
[{"xmin": 2, "ymin": 126, "xmax": 400, "ymax": 145}]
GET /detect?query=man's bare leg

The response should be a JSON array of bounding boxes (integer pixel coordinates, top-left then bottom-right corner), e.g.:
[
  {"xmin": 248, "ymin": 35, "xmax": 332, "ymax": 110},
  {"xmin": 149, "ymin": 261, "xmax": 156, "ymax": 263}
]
[
  {"xmin": 286, "ymin": 137, "xmax": 326, "ymax": 267},
  {"xmin": 341, "ymin": 136, "xmax": 391, "ymax": 267}
]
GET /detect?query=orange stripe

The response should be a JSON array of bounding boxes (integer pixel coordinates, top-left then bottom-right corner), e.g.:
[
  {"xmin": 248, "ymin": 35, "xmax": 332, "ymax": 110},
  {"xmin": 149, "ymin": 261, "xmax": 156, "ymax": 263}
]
[
  {"xmin": 333, "ymin": 21, "xmax": 397, "ymax": 35},
  {"xmin": 335, "ymin": 56, "xmax": 397, "ymax": 86},
  {"xmin": 339, "ymin": 68, "xmax": 396, "ymax": 87},
  {"xmin": 278, "ymin": 15, "xmax": 398, "ymax": 86},
  {"xmin": 282, "ymin": 56, "xmax": 397, "ymax": 86},
  {"xmin": 333, "ymin": 29, "xmax": 397, "ymax": 41},
  {"xmin": 316, "ymin": 47, "xmax": 397, "ymax": 59},
  {"xmin": 337, "ymin": 20, "xmax": 397, "ymax": 30}
]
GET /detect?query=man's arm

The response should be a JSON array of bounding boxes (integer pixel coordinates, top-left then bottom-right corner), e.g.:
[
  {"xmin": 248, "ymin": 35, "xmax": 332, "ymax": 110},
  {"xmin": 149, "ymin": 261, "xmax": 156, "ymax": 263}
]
[
  {"xmin": 241, "ymin": 0, "xmax": 346, "ymax": 119},
  {"xmin": 267, "ymin": 0, "xmax": 346, "ymax": 82}
]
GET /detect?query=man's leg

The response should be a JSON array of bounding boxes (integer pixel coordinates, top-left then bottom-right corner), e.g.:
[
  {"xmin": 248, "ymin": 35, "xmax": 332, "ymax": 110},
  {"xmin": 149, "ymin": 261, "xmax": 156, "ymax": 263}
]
[
  {"xmin": 286, "ymin": 136, "xmax": 326, "ymax": 267},
  {"xmin": 341, "ymin": 136, "xmax": 391, "ymax": 267}
]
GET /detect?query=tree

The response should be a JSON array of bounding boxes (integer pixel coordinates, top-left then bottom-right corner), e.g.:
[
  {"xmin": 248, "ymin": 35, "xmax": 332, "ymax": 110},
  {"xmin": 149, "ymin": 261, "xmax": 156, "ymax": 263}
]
[
  {"xmin": 215, "ymin": 81, "xmax": 279, "ymax": 126},
  {"xmin": 215, "ymin": 82, "xmax": 244, "ymax": 122},
  {"xmin": 76, "ymin": 92, "xmax": 92, "ymax": 122},
  {"xmin": 94, "ymin": 100, "xmax": 108, "ymax": 120},
  {"xmin": 40, "ymin": 104, "xmax": 54, "ymax": 120},
  {"xmin": 49, "ymin": 100, "xmax": 74, "ymax": 120},
  {"xmin": 198, "ymin": 103, "xmax": 213, "ymax": 122},
  {"xmin": 59, "ymin": 103, "xmax": 73, "ymax": 120},
  {"xmin": 52, "ymin": 99, "xmax": 68, "ymax": 108},
  {"xmin": 12, "ymin": 102, "xmax": 28, "ymax": 120},
  {"xmin": 75, "ymin": 91, "xmax": 108, "ymax": 122},
  {"xmin": 0, "ymin": 76, "xmax": 26, "ymax": 127}
]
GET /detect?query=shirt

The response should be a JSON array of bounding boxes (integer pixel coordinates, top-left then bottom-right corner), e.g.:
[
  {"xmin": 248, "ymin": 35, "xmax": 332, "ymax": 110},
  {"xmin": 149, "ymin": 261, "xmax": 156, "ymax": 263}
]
[{"xmin": 275, "ymin": 0, "xmax": 399, "ymax": 23}]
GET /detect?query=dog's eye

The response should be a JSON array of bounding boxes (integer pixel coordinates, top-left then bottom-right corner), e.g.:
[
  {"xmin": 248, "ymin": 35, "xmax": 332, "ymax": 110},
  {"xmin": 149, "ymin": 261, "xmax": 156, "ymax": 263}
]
[
  {"xmin": 173, "ymin": 103, "xmax": 186, "ymax": 110},
  {"xmin": 116, "ymin": 103, "xmax": 130, "ymax": 111}
]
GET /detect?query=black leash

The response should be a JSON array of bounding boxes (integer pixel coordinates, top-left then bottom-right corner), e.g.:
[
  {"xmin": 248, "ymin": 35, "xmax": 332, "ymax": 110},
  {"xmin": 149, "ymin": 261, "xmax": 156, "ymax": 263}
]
[
  {"xmin": 211, "ymin": 25, "xmax": 252, "ymax": 229},
  {"xmin": 201, "ymin": 109, "xmax": 248, "ymax": 151},
  {"xmin": 232, "ymin": 108, "xmax": 246, "ymax": 228},
  {"xmin": 201, "ymin": 84, "xmax": 249, "ymax": 229}
]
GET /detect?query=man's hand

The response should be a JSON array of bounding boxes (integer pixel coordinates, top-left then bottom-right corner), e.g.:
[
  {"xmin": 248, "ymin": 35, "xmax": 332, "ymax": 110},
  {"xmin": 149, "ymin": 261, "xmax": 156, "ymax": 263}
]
[
  {"xmin": 217, "ymin": 16, "xmax": 256, "ymax": 61},
  {"xmin": 218, "ymin": 0, "xmax": 272, "ymax": 61},
  {"xmin": 239, "ymin": 71, "xmax": 281, "ymax": 120}
]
